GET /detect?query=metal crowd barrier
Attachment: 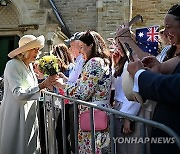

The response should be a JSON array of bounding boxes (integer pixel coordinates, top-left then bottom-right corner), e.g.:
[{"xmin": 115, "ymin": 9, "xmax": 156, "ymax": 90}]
[
  {"xmin": 0, "ymin": 76, "xmax": 4, "ymax": 104},
  {"xmin": 41, "ymin": 90, "xmax": 180, "ymax": 154}
]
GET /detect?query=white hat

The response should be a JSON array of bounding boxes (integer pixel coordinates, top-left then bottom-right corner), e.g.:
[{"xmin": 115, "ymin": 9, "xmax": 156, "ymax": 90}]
[{"xmin": 8, "ymin": 35, "xmax": 45, "ymax": 58}]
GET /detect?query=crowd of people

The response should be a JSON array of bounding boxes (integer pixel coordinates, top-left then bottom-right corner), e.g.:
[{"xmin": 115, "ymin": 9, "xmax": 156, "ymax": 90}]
[{"xmin": 0, "ymin": 3, "xmax": 179, "ymax": 154}]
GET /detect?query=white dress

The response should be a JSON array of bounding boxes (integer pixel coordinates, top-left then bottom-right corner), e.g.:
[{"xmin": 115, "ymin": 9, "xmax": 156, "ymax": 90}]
[{"xmin": 0, "ymin": 59, "xmax": 41, "ymax": 154}]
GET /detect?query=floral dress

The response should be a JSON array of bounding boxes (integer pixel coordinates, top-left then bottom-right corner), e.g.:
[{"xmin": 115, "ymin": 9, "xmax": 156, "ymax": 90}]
[{"xmin": 64, "ymin": 57, "xmax": 112, "ymax": 154}]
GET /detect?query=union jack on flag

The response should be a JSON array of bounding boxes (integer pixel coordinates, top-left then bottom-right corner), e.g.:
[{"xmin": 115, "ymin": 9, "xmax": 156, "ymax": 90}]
[{"xmin": 136, "ymin": 26, "xmax": 159, "ymax": 56}]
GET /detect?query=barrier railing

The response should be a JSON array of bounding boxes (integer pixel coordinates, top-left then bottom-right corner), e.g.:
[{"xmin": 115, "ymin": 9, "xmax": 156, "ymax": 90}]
[
  {"xmin": 41, "ymin": 90, "xmax": 180, "ymax": 154},
  {"xmin": 0, "ymin": 76, "xmax": 3, "ymax": 104}
]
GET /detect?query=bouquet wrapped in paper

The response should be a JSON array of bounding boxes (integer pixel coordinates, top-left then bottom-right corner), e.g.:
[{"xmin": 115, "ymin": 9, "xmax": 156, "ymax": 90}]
[{"xmin": 38, "ymin": 54, "xmax": 59, "ymax": 76}]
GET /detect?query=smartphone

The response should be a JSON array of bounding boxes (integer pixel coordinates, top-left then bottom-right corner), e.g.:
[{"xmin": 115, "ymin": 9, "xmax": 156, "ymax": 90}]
[{"xmin": 124, "ymin": 42, "xmax": 134, "ymax": 62}]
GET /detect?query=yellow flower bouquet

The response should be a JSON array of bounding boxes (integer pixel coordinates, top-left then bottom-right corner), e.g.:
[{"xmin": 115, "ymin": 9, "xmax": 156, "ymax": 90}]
[{"xmin": 38, "ymin": 54, "xmax": 59, "ymax": 76}]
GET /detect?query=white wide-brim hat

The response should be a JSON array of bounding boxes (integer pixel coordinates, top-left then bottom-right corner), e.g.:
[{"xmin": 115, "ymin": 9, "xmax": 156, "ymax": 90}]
[{"xmin": 8, "ymin": 35, "xmax": 45, "ymax": 58}]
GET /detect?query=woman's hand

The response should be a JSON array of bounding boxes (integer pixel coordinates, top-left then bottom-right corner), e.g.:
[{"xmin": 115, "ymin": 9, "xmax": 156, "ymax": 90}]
[
  {"xmin": 58, "ymin": 72, "xmax": 68, "ymax": 82},
  {"xmin": 33, "ymin": 63, "xmax": 45, "ymax": 79},
  {"xmin": 110, "ymin": 38, "xmax": 125, "ymax": 67},
  {"xmin": 123, "ymin": 119, "xmax": 133, "ymax": 134},
  {"xmin": 112, "ymin": 51, "xmax": 122, "ymax": 67},
  {"xmin": 142, "ymin": 56, "xmax": 161, "ymax": 73},
  {"xmin": 127, "ymin": 52, "xmax": 144, "ymax": 78},
  {"xmin": 52, "ymin": 78, "xmax": 66, "ymax": 89},
  {"xmin": 39, "ymin": 75, "xmax": 58, "ymax": 90}
]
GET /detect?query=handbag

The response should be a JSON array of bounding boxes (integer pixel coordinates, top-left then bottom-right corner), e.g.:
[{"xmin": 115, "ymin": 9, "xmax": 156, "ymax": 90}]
[{"xmin": 80, "ymin": 109, "xmax": 108, "ymax": 131}]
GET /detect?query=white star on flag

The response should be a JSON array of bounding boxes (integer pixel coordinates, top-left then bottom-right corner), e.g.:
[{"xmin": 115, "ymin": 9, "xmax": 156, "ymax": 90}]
[{"xmin": 138, "ymin": 32, "xmax": 144, "ymax": 37}]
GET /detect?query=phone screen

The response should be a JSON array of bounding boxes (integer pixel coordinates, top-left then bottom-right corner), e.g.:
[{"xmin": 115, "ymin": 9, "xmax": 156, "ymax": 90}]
[{"xmin": 124, "ymin": 42, "xmax": 134, "ymax": 62}]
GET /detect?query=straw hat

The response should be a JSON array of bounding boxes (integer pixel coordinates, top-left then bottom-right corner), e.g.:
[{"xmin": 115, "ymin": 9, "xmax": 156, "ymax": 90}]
[
  {"xmin": 8, "ymin": 35, "xmax": 45, "ymax": 58},
  {"xmin": 122, "ymin": 68, "xmax": 144, "ymax": 105}
]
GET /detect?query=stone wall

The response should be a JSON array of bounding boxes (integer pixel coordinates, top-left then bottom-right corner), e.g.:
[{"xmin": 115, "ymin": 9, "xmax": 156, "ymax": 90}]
[
  {"xmin": 0, "ymin": 4, "xmax": 19, "ymax": 27},
  {"xmin": 54, "ymin": 0, "xmax": 179, "ymax": 41},
  {"xmin": 132, "ymin": 0, "xmax": 179, "ymax": 28},
  {"xmin": 0, "ymin": 0, "xmax": 179, "ymax": 46},
  {"xmin": 54, "ymin": 0, "xmax": 97, "ymax": 33},
  {"xmin": 54, "ymin": 0, "xmax": 132, "ymax": 41},
  {"xmin": 96, "ymin": 0, "xmax": 132, "ymax": 41}
]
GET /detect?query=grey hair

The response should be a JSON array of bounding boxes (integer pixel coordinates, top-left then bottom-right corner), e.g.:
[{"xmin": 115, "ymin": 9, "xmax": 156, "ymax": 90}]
[{"xmin": 15, "ymin": 50, "xmax": 30, "ymax": 60}]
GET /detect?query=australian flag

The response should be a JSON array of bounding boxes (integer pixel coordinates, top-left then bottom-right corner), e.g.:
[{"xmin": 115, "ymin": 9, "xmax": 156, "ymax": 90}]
[{"xmin": 136, "ymin": 26, "xmax": 159, "ymax": 56}]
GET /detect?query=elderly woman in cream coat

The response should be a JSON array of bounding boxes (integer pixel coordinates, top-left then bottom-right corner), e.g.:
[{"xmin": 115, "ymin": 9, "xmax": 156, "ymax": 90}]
[{"xmin": 0, "ymin": 35, "xmax": 56, "ymax": 154}]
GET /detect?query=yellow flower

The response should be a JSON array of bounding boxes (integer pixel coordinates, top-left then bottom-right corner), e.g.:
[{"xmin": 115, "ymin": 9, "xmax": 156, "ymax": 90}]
[
  {"xmin": 43, "ymin": 56, "xmax": 51, "ymax": 63},
  {"xmin": 38, "ymin": 54, "xmax": 59, "ymax": 76}
]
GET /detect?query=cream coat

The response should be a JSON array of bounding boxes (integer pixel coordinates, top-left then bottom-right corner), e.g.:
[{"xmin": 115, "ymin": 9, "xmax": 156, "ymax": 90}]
[{"xmin": 0, "ymin": 59, "xmax": 41, "ymax": 154}]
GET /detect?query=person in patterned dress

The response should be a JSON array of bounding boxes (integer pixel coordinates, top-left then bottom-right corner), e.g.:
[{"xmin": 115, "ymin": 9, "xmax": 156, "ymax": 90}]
[{"xmin": 53, "ymin": 30, "xmax": 112, "ymax": 154}]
